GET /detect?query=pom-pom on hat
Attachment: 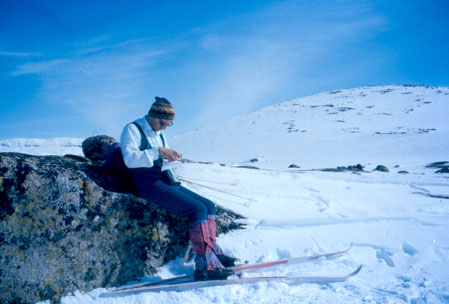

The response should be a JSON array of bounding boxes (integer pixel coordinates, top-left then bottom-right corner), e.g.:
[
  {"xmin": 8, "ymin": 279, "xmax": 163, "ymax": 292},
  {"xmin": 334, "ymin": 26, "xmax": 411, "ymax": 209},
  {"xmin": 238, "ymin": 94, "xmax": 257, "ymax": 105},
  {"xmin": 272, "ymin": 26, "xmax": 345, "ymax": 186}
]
[{"xmin": 148, "ymin": 96, "xmax": 175, "ymax": 120}]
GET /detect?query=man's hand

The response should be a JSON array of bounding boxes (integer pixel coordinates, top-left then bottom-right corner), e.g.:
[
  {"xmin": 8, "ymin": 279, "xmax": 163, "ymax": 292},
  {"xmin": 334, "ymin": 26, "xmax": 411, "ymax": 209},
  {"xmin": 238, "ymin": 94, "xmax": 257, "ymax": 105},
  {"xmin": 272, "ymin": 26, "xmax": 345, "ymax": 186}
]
[{"xmin": 158, "ymin": 147, "xmax": 182, "ymax": 162}]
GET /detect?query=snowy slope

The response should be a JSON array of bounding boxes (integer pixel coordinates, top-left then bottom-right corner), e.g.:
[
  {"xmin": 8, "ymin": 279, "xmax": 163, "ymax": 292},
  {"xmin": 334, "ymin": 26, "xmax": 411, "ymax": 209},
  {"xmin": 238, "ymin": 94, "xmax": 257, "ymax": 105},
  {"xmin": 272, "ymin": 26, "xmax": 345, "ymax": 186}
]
[
  {"xmin": 3, "ymin": 85, "xmax": 448, "ymax": 303},
  {"xmin": 171, "ymin": 85, "xmax": 449, "ymax": 169},
  {"xmin": 0, "ymin": 137, "xmax": 83, "ymax": 156},
  {"xmin": 59, "ymin": 161, "xmax": 449, "ymax": 304}
]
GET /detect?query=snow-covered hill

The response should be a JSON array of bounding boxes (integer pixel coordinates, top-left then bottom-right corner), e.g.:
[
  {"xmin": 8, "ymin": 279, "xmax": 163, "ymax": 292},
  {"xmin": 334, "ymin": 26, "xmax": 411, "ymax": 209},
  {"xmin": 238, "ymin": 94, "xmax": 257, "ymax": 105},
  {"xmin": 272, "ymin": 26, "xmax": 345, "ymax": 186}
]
[
  {"xmin": 0, "ymin": 137, "xmax": 83, "ymax": 156},
  {"xmin": 2, "ymin": 85, "xmax": 449, "ymax": 303},
  {"xmin": 171, "ymin": 85, "xmax": 449, "ymax": 169}
]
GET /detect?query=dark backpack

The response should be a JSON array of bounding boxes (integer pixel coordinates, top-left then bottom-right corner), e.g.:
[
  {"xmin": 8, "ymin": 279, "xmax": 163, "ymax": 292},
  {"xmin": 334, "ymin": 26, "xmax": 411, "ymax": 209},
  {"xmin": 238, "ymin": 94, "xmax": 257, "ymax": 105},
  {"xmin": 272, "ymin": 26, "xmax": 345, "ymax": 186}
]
[{"xmin": 104, "ymin": 122, "xmax": 164, "ymax": 178}]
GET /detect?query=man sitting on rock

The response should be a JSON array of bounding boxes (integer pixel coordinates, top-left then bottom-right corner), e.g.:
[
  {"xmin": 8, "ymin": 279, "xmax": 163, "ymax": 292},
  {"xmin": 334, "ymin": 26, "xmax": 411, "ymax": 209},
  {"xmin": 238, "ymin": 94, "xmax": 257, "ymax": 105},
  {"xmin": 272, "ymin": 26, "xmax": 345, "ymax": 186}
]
[{"xmin": 118, "ymin": 96, "xmax": 236, "ymax": 281}]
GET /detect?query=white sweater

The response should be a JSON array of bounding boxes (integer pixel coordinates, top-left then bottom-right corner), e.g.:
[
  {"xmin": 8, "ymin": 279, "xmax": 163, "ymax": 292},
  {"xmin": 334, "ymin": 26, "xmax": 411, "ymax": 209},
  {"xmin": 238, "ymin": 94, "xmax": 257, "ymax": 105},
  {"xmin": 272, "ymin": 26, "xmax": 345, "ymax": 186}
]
[{"xmin": 119, "ymin": 116, "xmax": 168, "ymax": 168}]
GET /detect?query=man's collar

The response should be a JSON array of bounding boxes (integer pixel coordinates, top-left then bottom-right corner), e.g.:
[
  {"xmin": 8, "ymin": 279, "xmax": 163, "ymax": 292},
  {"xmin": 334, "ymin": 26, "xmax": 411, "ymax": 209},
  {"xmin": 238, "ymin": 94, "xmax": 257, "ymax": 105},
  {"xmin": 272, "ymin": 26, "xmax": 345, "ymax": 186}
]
[{"xmin": 142, "ymin": 116, "xmax": 160, "ymax": 135}]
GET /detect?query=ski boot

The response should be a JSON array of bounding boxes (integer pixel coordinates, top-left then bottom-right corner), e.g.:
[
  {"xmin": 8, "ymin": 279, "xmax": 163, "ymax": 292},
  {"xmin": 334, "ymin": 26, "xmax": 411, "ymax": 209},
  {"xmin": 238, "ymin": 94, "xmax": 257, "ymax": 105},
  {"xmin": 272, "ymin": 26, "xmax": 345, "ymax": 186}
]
[{"xmin": 194, "ymin": 267, "xmax": 234, "ymax": 281}]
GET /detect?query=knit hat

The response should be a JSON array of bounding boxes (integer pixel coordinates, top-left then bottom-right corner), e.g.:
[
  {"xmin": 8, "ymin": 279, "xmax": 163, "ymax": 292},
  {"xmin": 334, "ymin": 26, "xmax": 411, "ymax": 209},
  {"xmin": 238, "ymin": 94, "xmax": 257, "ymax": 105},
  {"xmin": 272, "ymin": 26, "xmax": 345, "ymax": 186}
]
[{"xmin": 148, "ymin": 97, "xmax": 175, "ymax": 120}]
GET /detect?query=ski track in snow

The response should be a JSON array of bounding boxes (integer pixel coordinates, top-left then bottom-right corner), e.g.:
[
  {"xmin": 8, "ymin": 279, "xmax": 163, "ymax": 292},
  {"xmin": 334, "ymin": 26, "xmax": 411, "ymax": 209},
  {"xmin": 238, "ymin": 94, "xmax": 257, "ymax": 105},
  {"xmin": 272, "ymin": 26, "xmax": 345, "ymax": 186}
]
[
  {"xmin": 52, "ymin": 162, "xmax": 449, "ymax": 304},
  {"xmin": 3, "ymin": 85, "xmax": 448, "ymax": 304}
]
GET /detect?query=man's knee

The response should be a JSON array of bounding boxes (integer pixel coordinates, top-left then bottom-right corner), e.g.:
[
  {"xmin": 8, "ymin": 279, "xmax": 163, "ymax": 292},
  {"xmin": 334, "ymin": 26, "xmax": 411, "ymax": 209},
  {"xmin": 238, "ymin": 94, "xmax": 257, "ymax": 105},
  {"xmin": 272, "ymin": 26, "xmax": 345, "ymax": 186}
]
[
  {"xmin": 203, "ymin": 200, "xmax": 216, "ymax": 215},
  {"xmin": 194, "ymin": 204, "xmax": 209, "ymax": 223}
]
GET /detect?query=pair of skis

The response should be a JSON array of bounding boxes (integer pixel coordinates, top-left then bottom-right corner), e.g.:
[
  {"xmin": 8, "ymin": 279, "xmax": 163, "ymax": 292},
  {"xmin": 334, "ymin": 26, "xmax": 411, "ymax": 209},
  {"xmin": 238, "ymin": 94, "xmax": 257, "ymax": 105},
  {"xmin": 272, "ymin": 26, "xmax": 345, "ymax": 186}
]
[{"xmin": 102, "ymin": 243, "xmax": 361, "ymax": 296}]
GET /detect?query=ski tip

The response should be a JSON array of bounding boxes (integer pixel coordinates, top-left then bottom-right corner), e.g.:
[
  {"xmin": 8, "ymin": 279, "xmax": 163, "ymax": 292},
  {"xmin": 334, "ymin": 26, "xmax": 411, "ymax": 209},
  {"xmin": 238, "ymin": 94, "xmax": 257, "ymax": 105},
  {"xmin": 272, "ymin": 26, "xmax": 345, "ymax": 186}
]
[{"xmin": 351, "ymin": 265, "xmax": 363, "ymax": 276}]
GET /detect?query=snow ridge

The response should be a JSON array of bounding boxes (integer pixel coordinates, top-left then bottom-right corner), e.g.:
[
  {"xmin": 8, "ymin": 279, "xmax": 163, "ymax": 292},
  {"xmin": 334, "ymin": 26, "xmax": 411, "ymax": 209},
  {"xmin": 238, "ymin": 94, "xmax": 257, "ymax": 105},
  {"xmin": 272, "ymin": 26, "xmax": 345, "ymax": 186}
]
[{"xmin": 171, "ymin": 85, "xmax": 449, "ymax": 169}]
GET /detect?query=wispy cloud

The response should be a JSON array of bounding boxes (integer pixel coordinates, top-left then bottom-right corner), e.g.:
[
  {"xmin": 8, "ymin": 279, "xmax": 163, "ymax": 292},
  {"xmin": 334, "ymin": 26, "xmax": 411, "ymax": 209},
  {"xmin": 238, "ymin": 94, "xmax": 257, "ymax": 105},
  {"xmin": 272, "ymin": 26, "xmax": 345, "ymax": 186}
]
[
  {"xmin": 0, "ymin": 51, "xmax": 41, "ymax": 57},
  {"xmin": 11, "ymin": 38, "xmax": 170, "ymax": 137},
  {"xmin": 12, "ymin": 58, "xmax": 69, "ymax": 75},
  {"xmin": 6, "ymin": 0, "xmax": 388, "ymax": 138},
  {"xmin": 192, "ymin": 40, "xmax": 297, "ymax": 126},
  {"xmin": 188, "ymin": 0, "xmax": 386, "ymax": 128}
]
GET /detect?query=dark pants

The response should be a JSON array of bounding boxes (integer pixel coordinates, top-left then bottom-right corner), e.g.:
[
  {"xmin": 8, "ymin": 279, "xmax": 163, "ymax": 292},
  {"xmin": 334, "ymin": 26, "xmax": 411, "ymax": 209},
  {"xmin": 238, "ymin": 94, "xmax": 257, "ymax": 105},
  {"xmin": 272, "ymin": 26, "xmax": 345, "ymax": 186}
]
[{"xmin": 132, "ymin": 168, "xmax": 216, "ymax": 226}]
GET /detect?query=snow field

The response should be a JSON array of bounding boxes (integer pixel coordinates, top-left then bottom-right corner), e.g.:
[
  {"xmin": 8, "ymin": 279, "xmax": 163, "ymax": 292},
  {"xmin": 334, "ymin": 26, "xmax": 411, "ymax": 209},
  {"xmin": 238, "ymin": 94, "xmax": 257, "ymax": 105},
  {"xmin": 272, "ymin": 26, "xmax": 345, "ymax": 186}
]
[{"xmin": 58, "ymin": 161, "xmax": 449, "ymax": 303}]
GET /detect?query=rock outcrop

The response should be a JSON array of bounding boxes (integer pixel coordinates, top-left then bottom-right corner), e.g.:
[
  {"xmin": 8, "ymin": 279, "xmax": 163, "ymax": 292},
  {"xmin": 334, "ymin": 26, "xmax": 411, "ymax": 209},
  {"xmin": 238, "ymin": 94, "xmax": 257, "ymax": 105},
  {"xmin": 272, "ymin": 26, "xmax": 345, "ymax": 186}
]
[
  {"xmin": 373, "ymin": 165, "xmax": 389, "ymax": 172},
  {"xmin": 0, "ymin": 151, "xmax": 244, "ymax": 304},
  {"xmin": 81, "ymin": 135, "xmax": 116, "ymax": 163},
  {"xmin": 426, "ymin": 161, "xmax": 449, "ymax": 174},
  {"xmin": 320, "ymin": 164, "xmax": 365, "ymax": 172}
]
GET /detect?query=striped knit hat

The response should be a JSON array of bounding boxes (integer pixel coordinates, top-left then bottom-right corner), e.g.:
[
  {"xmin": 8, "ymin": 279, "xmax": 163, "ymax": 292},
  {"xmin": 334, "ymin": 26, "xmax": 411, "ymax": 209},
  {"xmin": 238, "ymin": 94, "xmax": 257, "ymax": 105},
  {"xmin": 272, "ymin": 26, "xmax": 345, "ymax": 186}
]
[{"xmin": 148, "ymin": 96, "xmax": 175, "ymax": 120}]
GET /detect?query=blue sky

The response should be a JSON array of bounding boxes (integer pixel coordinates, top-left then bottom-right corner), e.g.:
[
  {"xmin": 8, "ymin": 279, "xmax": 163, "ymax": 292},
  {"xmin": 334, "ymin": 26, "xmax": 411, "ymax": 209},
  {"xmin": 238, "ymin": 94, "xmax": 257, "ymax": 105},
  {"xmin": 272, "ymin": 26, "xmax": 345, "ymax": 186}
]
[{"xmin": 1, "ymin": 0, "xmax": 448, "ymax": 140}]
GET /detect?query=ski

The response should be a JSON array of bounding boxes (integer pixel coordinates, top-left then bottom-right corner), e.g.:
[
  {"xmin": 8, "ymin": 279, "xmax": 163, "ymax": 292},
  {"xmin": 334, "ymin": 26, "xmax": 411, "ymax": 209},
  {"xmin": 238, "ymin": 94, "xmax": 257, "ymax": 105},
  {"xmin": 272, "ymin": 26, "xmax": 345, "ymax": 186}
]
[
  {"xmin": 111, "ymin": 243, "xmax": 353, "ymax": 292},
  {"xmin": 102, "ymin": 265, "xmax": 362, "ymax": 296},
  {"xmin": 232, "ymin": 242, "xmax": 353, "ymax": 274}
]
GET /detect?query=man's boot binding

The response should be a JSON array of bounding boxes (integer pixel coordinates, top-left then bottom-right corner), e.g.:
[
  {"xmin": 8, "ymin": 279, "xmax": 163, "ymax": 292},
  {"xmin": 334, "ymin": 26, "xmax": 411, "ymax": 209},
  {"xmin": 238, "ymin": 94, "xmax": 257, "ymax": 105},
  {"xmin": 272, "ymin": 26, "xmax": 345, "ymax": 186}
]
[{"xmin": 194, "ymin": 268, "xmax": 234, "ymax": 281}]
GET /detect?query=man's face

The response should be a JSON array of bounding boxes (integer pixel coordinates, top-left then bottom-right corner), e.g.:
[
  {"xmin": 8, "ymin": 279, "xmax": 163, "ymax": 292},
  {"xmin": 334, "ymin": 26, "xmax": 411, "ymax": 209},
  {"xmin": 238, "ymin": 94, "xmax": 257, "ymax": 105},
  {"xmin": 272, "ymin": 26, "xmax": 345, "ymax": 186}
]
[
  {"xmin": 147, "ymin": 115, "xmax": 173, "ymax": 131},
  {"xmin": 157, "ymin": 118, "xmax": 173, "ymax": 130}
]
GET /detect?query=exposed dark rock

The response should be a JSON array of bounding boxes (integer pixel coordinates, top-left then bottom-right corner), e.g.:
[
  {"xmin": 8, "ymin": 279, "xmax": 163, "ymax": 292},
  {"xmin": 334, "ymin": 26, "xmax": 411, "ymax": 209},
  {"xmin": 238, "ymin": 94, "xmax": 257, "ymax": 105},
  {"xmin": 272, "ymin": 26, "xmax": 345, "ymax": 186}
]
[
  {"xmin": 180, "ymin": 158, "xmax": 226, "ymax": 167},
  {"xmin": 425, "ymin": 161, "xmax": 449, "ymax": 168},
  {"xmin": 378, "ymin": 88, "xmax": 393, "ymax": 94},
  {"xmin": 435, "ymin": 167, "xmax": 449, "ymax": 173},
  {"xmin": 82, "ymin": 135, "xmax": 116, "ymax": 162},
  {"xmin": 0, "ymin": 152, "xmax": 244, "ymax": 304},
  {"xmin": 328, "ymin": 90, "xmax": 342, "ymax": 95},
  {"xmin": 374, "ymin": 165, "xmax": 389, "ymax": 172},
  {"xmin": 288, "ymin": 164, "xmax": 301, "ymax": 169},
  {"xmin": 398, "ymin": 171, "xmax": 409, "ymax": 174},
  {"xmin": 337, "ymin": 107, "xmax": 354, "ymax": 112},
  {"xmin": 321, "ymin": 164, "xmax": 365, "ymax": 172},
  {"xmin": 233, "ymin": 165, "xmax": 259, "ymax": 170},
  {"xmin": 425, "ymin": 161, "xmax": 449, "ymax": 173},
  {"xmin": 344, "ymin": 164, "xmax": 365, "ymax": 172}
]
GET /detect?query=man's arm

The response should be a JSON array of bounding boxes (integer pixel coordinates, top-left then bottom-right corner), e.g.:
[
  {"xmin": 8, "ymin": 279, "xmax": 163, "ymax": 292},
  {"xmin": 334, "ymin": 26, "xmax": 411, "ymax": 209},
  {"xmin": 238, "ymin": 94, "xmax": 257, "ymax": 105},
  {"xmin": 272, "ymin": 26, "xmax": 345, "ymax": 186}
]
[
  {"xmin": 120, "ymin": 123, "xmax": 159, "ymax": 168},
  {"xmin": 158, "ymin": 147, "xmax": 182, "ymax": 161}
]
